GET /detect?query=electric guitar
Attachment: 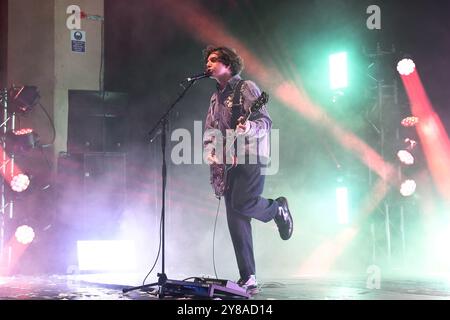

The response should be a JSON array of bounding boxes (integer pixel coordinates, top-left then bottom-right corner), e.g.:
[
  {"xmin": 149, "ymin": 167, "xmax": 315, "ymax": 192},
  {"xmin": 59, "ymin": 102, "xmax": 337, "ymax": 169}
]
[{"xmin": 210, "ymin": 92, "xmax": 269, "ymax": 198}]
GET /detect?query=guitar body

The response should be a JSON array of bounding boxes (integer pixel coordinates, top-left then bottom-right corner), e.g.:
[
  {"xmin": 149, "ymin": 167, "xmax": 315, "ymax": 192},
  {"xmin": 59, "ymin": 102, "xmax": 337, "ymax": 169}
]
[
  {"xmin": 210, "ymin": 149, "xmax": 235, "ymax": 199},
  {"xmin": 210, "ymin": 163, "xmax": 228, "ymax": 199}
]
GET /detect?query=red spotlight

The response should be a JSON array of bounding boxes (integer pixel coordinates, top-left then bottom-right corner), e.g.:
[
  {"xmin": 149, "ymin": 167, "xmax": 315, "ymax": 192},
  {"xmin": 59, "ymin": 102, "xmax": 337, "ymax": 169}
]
[
  {"xmin": 401, "ymin": 116, "xmax": 419, "ymax": 127},
  {"xmin": 14, "ymin": 225, "xmax": 35, "ymax": 245},
  {"xmin": 399, "ymin": 59, "xmax": 450, "ymax": 201},
  {"xmin": 5, "ymin": 128, "xmax": 39, "ymax": 154},
  {"xmin": 10, "ymin": 173, "xmax": 30, "ymax": 192},
  {"xmin": 397, "ymin": 150, "xmax": 414, "ymax": 165},
  {"xmin": 397, "ymin": 58, "xmax": 415, "ymax": 76},
  {"xmin": 13, "ymin": 128, "xmax": 33, "ymax": 135}
]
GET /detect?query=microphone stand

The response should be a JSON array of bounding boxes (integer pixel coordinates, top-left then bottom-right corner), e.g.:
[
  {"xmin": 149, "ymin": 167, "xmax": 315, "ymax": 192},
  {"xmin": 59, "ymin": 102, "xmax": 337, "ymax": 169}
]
[{"xmin": 122, "ymin": 78, "xmax": 198, "ymax": 297}]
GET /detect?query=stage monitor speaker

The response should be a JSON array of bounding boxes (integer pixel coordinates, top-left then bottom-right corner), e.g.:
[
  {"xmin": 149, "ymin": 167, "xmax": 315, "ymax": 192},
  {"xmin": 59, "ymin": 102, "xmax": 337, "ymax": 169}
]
[{"xmin": 68, "ymin": 90, "xmax": 129, "ymax": 153}]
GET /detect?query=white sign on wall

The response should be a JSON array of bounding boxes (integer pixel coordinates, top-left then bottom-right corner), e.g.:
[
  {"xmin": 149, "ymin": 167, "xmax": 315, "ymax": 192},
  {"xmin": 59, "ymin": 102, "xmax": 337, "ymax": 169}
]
[{"xmin": 71, "ymin": 30, "xmax": 86, "ymax": 53}]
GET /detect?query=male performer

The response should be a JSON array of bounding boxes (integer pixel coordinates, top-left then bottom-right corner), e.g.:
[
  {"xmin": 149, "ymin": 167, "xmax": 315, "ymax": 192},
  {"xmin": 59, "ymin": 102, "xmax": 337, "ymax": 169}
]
[{"xmin": 203, "ymin": 46, "xmax": 293, "ymax": 293}]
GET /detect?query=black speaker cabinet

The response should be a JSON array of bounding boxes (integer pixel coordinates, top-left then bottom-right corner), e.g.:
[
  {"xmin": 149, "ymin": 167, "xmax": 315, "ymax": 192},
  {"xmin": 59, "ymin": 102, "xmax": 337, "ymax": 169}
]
[{"xmin": 68, "ymin": 90, "xmax": 129, "ymax": 153}]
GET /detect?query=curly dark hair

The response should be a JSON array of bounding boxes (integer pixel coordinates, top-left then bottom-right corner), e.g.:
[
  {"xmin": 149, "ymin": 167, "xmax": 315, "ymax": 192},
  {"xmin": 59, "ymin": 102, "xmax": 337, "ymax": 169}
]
[{"xmin": 203, "ymin": 46, "xmax": 244, "ymax": 76}]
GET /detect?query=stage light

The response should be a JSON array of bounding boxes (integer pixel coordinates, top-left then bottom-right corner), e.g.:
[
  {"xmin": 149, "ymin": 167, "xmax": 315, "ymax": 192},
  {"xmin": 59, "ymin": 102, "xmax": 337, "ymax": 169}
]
[
  {"xmin": 404, "ymin": 138, "xmax": 417, "ymax": 151},
  {"xmin": 401, "ymin": 116, "xmax": 419, "ymax": 127},
  {"xmin": 10, "ymin": 173, "xmax": 30, "ymax": 192},
  {"xmin": 5, "ymin": 128, "xmax": 39, "ymax": 153},
  {"xmin": 397, "ymin": 58, "xmax": 415, "ymax": 76},
  {"xmin": 15, "ymin": 225, "xmax": 35, "ymax": 245},
  {"xmin": 400, "ymin": 179, "xmax": 416, "ymax": 197},
  {"xmin": 336, "ymin": 186, "xmax": 349, "ymax": 225},
  {"xmin": 397, "ymin": 150, "xmax": 414, "ymax": 165},
  {"xmin": 8, "ymin": 86, "xmax": 40, "ymax": 114},
  {"xmin": 329, "ymin": 52, "xmax": 348, "ymax": 90}
]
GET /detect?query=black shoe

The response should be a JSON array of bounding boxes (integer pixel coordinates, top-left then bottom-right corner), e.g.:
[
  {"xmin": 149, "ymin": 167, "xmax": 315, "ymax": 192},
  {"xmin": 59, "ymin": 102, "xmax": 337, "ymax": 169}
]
[{"xmin": 274, "ymin": 197, "xmax": 293, "ymax": 240}]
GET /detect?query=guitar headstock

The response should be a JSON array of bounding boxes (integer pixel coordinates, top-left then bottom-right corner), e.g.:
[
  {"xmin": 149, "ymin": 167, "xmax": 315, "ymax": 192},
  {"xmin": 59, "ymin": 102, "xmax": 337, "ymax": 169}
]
[{"xmin": 250, "ymin": 91, "xmax": 269, "ymax": 113}]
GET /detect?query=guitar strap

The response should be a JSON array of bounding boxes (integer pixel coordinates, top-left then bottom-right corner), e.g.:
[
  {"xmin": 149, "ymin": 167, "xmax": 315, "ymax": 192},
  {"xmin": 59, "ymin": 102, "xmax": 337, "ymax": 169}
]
[
  {"xmin": 230, "ymin": 80, "xmax": 245, "ymax": 128},
  {"xmin": 230, "ymin": 80, "xmax": 245, "ymax": 159}
]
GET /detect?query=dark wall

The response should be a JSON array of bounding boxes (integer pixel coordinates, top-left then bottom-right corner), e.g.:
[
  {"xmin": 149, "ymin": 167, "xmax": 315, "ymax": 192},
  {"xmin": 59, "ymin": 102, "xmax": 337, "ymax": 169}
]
[{"xmin": 0, "ymin": 0, "xmax": 7, "ymax": 88}]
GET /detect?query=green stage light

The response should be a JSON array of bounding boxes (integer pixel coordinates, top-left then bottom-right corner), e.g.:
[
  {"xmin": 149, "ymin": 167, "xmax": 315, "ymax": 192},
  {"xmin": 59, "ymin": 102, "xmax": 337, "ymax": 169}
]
[
  {"xmin": 329, "ymin": 52, "xmax": 348, "ymax": 90},
  {"xmin": 336, "ymin": 186, "xmax": 349, "ymax": 225}
]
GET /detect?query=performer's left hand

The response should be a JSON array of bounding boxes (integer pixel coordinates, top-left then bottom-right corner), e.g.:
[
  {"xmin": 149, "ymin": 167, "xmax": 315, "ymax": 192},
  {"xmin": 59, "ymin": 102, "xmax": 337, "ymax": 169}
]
[{"xmin": 236, "ymin": 116, "xmax": 250, "ymax": 135}]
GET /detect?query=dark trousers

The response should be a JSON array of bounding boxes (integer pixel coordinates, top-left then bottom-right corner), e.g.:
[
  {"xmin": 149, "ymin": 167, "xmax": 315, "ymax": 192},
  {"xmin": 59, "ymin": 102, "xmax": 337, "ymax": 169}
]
[{"xmin": 224, "ymin": 164, "xmax": 278, "ymax": 280}]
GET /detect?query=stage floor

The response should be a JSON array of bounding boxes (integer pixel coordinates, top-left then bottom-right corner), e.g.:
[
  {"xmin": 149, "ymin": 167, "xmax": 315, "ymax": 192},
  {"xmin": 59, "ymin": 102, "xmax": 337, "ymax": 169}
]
[{"xmin": 1, "ymin": 273, "xmax": 450, "ymax": 300}]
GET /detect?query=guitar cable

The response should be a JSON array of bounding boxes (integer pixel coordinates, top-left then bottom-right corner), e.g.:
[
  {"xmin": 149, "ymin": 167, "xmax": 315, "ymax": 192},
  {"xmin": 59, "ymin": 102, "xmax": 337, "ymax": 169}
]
[
  {"xmin": 212, "ymin": 197, "xmax": 222, "ymax": 279},
  {"xmin": 211, "ymin": 113, "xmax": 252, "ymax": 280}
]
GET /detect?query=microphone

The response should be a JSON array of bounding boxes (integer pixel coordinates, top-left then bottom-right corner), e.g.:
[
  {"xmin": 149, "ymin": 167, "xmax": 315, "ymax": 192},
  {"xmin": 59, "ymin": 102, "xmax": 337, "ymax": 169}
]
[{"xmin": 185, "ymin": 71, "xmax": 212, "ymax": 82}]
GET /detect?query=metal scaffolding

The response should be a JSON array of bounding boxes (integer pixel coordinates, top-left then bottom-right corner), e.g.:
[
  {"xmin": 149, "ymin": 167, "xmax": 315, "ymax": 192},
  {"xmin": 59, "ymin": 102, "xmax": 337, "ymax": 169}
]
[
  {"xmin": 364, "ymin": 43, "xmax": 408, "ymax": 270},
  {"xmin": 0, "ymin": 87, "xmax": 17, "ymax": 269}
]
